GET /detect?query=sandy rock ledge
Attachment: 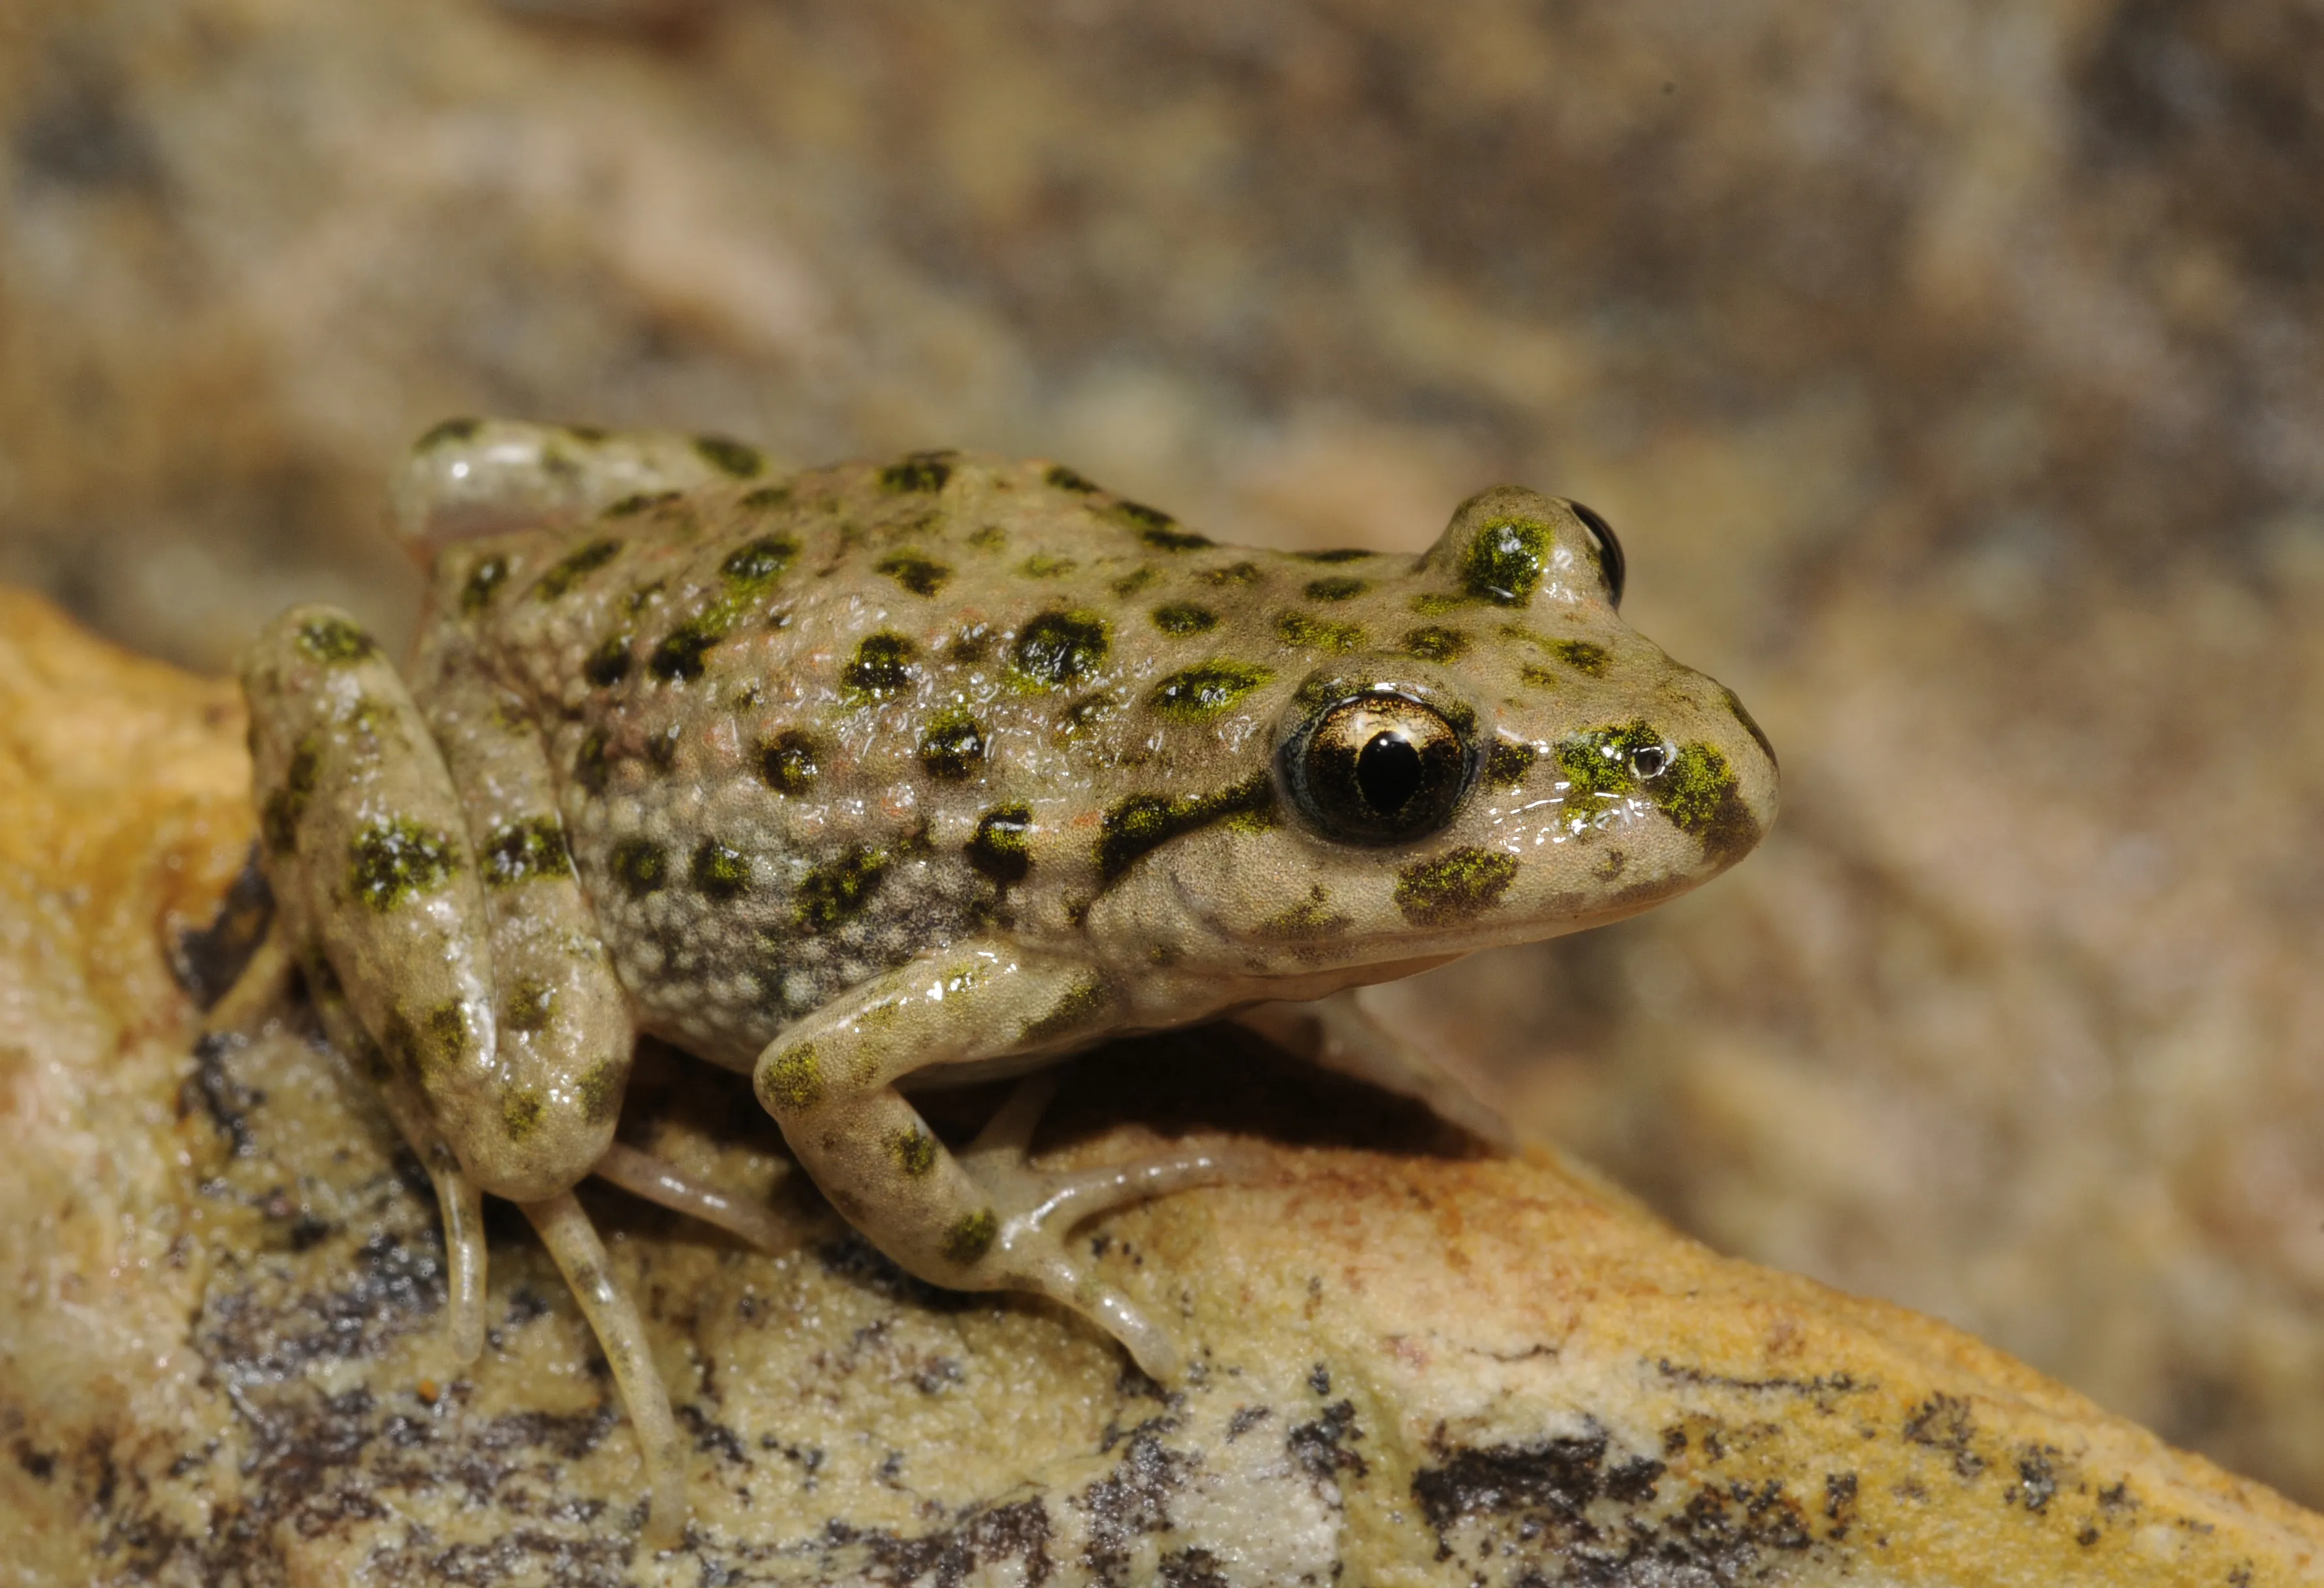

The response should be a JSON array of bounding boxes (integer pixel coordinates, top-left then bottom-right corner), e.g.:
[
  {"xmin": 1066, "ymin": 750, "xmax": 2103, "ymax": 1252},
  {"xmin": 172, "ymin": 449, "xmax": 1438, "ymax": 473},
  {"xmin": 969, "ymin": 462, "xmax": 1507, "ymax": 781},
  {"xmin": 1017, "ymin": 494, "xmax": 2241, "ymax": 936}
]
[{"xmin": 1, "ymin": 581, "xmax": 2316, "ymax": 1586}]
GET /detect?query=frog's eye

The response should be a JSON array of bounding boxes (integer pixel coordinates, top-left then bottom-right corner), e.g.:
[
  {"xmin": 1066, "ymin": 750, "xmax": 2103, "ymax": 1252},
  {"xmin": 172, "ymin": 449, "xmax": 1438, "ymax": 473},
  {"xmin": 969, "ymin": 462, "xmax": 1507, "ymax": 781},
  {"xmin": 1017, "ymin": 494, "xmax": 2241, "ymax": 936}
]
[
  {"xmin": 1567, "ymin": 500, "xmax": 1625, "ymax": 609},
  {"xmin": 1283, "ymin": 691, "xmax": 1475, "ymax": 845}
]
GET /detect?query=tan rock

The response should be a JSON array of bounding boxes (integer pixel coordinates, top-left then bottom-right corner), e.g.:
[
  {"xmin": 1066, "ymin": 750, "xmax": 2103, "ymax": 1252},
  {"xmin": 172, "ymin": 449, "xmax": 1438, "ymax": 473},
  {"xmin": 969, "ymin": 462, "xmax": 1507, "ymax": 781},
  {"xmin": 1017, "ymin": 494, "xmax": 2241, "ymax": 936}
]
[{"xmin": 3, "ymin": 581, "xmax": 2317, "ymax": 1583}]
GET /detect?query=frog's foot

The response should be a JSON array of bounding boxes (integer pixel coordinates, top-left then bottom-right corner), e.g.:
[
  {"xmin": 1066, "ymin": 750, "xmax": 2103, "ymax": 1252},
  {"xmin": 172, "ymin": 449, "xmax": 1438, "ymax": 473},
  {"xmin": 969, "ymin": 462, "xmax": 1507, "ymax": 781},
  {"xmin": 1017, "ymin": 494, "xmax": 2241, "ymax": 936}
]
[
  {"xmin": 591, "ymin": 1139, "xmax": 789, "ymax": 1254},
  {"xmin": 953, "ymin": 1071, "xmax": 1273, "ymax": 1380},
  {"xmin": 521, "ymin": 1191, "xmax": 687, "ymax": 1551}
]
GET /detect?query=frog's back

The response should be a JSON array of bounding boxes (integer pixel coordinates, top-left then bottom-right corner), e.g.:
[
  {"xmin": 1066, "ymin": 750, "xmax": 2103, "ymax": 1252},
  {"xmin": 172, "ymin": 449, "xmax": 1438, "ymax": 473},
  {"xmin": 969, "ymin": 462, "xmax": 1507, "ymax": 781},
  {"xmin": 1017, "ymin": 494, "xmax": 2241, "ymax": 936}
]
[{"xmin": 430, "ymin": 451, "xmax": 1296, "ymax": 1066}]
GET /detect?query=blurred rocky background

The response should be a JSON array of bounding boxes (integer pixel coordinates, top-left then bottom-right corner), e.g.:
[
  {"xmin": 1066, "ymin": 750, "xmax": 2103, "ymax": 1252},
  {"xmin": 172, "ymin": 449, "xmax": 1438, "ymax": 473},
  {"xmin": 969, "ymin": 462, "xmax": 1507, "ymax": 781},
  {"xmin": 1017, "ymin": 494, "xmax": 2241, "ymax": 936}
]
[{"xmin": 3, "ymin": 0, "xmax": 2320, "ymax": 1506}]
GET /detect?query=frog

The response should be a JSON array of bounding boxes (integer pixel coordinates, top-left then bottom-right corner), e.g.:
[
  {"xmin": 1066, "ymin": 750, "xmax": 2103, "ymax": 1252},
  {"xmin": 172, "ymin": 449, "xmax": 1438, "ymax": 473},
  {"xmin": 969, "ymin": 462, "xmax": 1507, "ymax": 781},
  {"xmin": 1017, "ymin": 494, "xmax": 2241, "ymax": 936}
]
[{"xmin": 228, "ymin": 419, "xmax": 1778, "ymax": 1545}]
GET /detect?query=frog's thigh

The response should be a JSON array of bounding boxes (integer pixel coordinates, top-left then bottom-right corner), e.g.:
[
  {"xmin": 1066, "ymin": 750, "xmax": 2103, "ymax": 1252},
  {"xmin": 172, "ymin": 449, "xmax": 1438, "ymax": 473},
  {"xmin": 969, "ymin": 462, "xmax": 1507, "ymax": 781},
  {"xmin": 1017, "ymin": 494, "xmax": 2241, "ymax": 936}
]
[
  {"xmin": 415, "ymin": 658, "xmax": 637, "ymax": 1202},
  {"xmin": 751, "ymin": 947, "xmax": 1260, "ymax": 1376},
  {"xmin": 390, "ymin": 417, "xmax": 779, "ymax": 554}
]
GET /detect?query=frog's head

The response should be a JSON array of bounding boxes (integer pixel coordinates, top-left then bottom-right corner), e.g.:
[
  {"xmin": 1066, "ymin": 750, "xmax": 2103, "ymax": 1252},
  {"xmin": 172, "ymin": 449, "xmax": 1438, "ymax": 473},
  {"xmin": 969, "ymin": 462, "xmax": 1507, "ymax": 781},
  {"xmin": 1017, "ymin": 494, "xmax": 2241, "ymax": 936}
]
[{"xmin": 1082, "ymin": 484, "xmax": 1779, "ymax": 1004}]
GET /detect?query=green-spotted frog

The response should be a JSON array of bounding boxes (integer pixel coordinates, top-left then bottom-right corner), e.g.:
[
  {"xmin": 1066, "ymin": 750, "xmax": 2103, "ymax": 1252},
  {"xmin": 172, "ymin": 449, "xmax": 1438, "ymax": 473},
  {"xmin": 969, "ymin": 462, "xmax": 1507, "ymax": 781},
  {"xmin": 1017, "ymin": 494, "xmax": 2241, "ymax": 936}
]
[{"xmin": 234, "ymin": 420, "xmax": 1778, "ymax": 1543}]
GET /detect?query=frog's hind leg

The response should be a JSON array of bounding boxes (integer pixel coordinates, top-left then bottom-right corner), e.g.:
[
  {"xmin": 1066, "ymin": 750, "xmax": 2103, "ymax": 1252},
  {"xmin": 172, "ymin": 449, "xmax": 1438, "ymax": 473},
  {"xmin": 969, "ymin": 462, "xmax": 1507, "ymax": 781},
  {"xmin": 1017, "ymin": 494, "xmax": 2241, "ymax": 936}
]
[
  {"xmin": 390, "ymin": 417, "xmax": 783, "ymax": 556},
  {"xmin": 752, "ymin": 946, "xmax": 1272, "ymax": 1382},
  {"xmin": 522, "ymin": 1191, "xmax": 687, "ymax": 1549}
]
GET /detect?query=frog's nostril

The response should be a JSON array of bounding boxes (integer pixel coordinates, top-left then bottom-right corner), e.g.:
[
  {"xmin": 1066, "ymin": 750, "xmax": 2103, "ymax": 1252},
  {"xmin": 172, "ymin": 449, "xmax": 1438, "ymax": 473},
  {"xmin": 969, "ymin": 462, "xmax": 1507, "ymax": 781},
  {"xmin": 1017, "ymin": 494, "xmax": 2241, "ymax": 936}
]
[{"xmin": 1630, "ymin": 744, "xmax": 1667, "ymax": 779}]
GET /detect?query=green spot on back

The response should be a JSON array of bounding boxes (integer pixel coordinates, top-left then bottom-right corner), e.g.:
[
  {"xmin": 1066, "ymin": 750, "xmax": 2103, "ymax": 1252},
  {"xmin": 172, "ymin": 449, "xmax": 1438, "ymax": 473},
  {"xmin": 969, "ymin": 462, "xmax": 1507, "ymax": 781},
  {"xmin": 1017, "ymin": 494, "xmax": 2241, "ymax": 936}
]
[
  {"xmin": 722, "ymin": 534, "xmax": 798, "ymax": 591},
  {"xmin": 878, "ymin": 550, "xmax": 953, "ymax": 597},
  {"xmin": 573, "ymin": 728, "xmax": 613, "ymax": 794},
  {"xmin": 1112, "ymin": 501, "xmax": 1209, "ymax": 550},
  {"xmin": 692, "ymin": 837, "xmax": 752, "ymax": 900},
  {"xmin": 1045, "ymin": 464, "xmax": 1101, "ymax": 494},
  {"xmin": 1149, "ymin": 661, "xmax": 1272, "ymax": 720},
  {"xmin": 881, "ymin": 452, "xmax": 954, "ymax": 493},
  {"xmin": 1303, "ymin": 576, "xmax": 1368, "ymax": 601},
  {"xmin": 740, "ymin": 484, "xmax": 791, "ymax": 511},
  {"xmin": 845, "ymin": 633, "xmax": 918, "ymax": 699},
  {"xmin": 610, "ymin": 836, "xmax": 668, "ymax": 897},
  {"xmin": 461, "ymin": 556, "xmax": 510, "ymax": 614},
  {"xmin": 532, "ymin": 537, "xmax": 623, "ymax": 599},
  {"xmin": 967, "ymin": 804, "xmax": 1033, "ymax": 885},
  {"xmin": 919, "ymin": 708, "xmax": 986, "ymax": 781},
  {"xmin": 602, "ymin": 492, "xmax": 678, "ymax": 519},
  {"xmin": 695, "ymin": 434, "xmax": 766, "ymax": 478},
  {"xmin": 1463, "ymin": 517, "xmax": 1553, "ymax": 605},
  {"xmin": 1276, "ymin": 611, "xmax": 1365, "ymax": 652},
  {"xmin": 1110, "ymin": 567, "xmax": 1159, "ymax": 597},
  {"xmin": 650, "ymin": 617, "xmax": 725, "ymax": 681},
  {"xmin": 1011, "ymin": 610, "xmax": 1110, "ymax": 689},
  {"xmin": 794, "ymin": 846, "xmax": 891, "ymax": 931},
  {"xmin": 296, "ymin": 616, "xmax": 377, "ymax": 665},
  {"xmin": 1394, "ymin": 846, "xmax": 1518, "ymax": 927},
  {"xmin": 1096, "ymin": 772, "xmax": 1274, "ymax": 881},
  {"xmin": 347, "ymin": 819, "xmax": 460, "ymax": 912},
  {"xmin": 1294, "ymin": 548, "xmax": 1376, "ymax": 564},
  {"xmin": 1151, "ymin": 602, "xmax": 1217, "ymax": 635},
  {"xmin": 483, "ymin": 816, "xmax": 573, "ymax": 887},
  {"xmin": 261, "ymin": 740, "xmax": 321, "ymax": 855},
  {"xmin": 584, "ymin": 633, "xmax": 633, "ymax": 687},
  {"xmin": 1019, "ymin": 553, "xmax": 1078, "ymax": 579},
  {"xmin": 758, "ymin": 730, "xmax": 820, "ymax": 793},
  {"xmin": 1505, "ymin": 626, "xmax": 1609, "ymax": 676}
]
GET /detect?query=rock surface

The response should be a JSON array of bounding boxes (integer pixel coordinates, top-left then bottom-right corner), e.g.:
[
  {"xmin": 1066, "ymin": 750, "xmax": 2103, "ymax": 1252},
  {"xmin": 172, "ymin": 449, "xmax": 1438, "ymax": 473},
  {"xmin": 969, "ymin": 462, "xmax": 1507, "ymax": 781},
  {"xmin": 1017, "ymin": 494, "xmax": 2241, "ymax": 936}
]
[{"xmin": 5, "ymin": 592, "xmax": 2320, "ymax": 1582}]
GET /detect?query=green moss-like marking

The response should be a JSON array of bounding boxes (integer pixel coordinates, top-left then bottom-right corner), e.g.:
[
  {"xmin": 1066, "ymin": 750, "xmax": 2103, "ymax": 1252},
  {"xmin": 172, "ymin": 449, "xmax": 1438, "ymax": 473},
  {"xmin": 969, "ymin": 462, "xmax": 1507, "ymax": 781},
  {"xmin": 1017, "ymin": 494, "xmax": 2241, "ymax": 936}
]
[
  {"xmin": 649, "ymin": 617, "xmax": 724, "ymax": 682},
  {"xmin": 1096, "ymin": 771, "xmax": 1274, "ymax": 881},
  {"xmin": 888, "ymin": 1128, "xmax": 938, "ymax": 1179},
  {"xmin": 1394, "ymin": 846, "xmax": 1519, "ymax": 927},
  {"xmin": 877, "ymin": 550, "xmax": 953, "ymax": 597},
  {"xmin": 1556, "ymin": 721, "xmax": 1665, "ymax": 805},
  {"xmin": 578, "ymin": 1057, "xmax": 624, "ymax": 1124},
  {"xmin": 695, "ymin": 434, "xmax": 766, "ymax": 478},
  {"xmin": 1463, "ymin": 516, "xmax": 1554, "ymax": 605},
  {"xmin": 1020, "ymin": 976, "xmax": 1108, "ymax": 1047},
  {"xmin": 1020, "ymin": 553, "xmax": 1078, "ymax": 579},
  {"xmin": 394, "ymin": 1000, "xmax": 475, "ymax": 1077},
  {"xmin": 1409, "ymin": 591, "xmax": 1469, "ymax": 616},
  {"xmin": 505, "ymin": 979, "xmax": 555, "ymax": 1035},
  {"xmin": 759, "ymin": 1042, "xmax": 824, "ymax": 1111},
  {"xmin": 1504, "ymin": 625, "xmax": 1610, "ymax": 676},
  {"xmin": 942, "ymin": 1208, "xmax": 999, "ymax": 1266},
  {"xmin": 1276, "ymin": 611, "xmax": 1365, "ymax": 652},
  {"xmin": 610, "ymin": 836, "xmax": 668, "ymax": 897},
  {"xmin": 1011, "ymin": 610, "xmax": 1110, "ymax": 688},
  {"xmin": 532, "ymin": 537, "xmax": 623, "ymax": 599},
  {"xmin": 881, "ymin": 452, "xmax": 954, "ymax": 493},
  {"xmin": 348, "ymin": 819, "xmax": 460, "ymax": 912},
  {"xmin": 722, "ymin": 533, "xmax": 799, "ymax": 590},
  {"xmin": 483, "ymin": 816, "xmax": 572, "ymax": 887},
  {"xmin": 758, "ymin": 730, "xmax": 820, "ymax": 794},
  {"xmin": 502, "ymin": 1088, "xmax": 544, "ymax": 1143},
  {"xmin": 1652, "ymin": 741, "xmax": 1760, "ymax": 862},
  {"xmin": 1402, "ymin": 626, "xmax": 1469, "ymax": 662},
  {"xmin": 918, "ymin": 708, "xmax": 987, "ymax": 781},
  {"xmin": 1486, "ymin": 737, "xmax": 1539, "ymax": 788},
  {"xmin": 967, "ymin": 804, "xmax": 1033, "ymax": 885},
  {"xmin": 461, "ymin": 555, "xmax": 510, "ymax": 614},
  {"xmin": 1295, "ymin": 548, "xmax": 1376, "ymax": 564},
  {"xmin": 603, "ymin": 491, "xmax": 680, "ymax": 519},
  {"xmin": 415, "ymin": 417, "xmax": 481, "ymax": 450},
  {"xmin": 794, "ymin": 846, "xmax": 890, "ymax": 931},
  {"xmin": 691, "ymin": 837, "xmax": 752, "ymax": 900},
  {"xmin": 1149, "ymin": 661, "xmax": 1271, "ymax": 720},
  {"xmin": 296, "ymin": 615, "xmax": 377, "ymax": 664},
  {"xmin": 1045, "ymin": 464, "xmax": 1101, "ymax": 494},
  {"xmin": 584, "ymin": 632, "xmax": 634, "ymax": 687},
  {"xmin": 574, "ymin": 727, "xmax": 613, "ymax": 795},
  {"xmin": 845, "ymin": 632, "xmax": 918, "ymax": 699},
  {"xmin": 1111, "ymin": 500, "xmax": 1209, "ymax": 550},
  {"xmin": 1151, "ymin": 602, "xmax": 1217, "ymax": 635},
  {"xmin": 1110, "ymin": 566, "xmax": 1159, "ymax": 597},
  {"xmin": 261, "ymin": 739, "xmax": 320, "ymax": 854},
  {"xmin": 1304, "ymin": 576, "xmax": 1368, "ymax": 601},
  {"xmin": 1198, "ymin": 561, "xmax": 1263, "ymax": 587}
]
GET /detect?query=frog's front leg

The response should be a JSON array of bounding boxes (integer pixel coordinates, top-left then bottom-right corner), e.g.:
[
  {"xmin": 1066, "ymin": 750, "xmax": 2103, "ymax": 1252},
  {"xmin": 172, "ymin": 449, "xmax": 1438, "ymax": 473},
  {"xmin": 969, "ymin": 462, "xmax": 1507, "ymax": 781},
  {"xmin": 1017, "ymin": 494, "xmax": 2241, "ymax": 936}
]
[{"xmin": 751, "ymin": 948, "xmax": 1267, "ymax": 1378}]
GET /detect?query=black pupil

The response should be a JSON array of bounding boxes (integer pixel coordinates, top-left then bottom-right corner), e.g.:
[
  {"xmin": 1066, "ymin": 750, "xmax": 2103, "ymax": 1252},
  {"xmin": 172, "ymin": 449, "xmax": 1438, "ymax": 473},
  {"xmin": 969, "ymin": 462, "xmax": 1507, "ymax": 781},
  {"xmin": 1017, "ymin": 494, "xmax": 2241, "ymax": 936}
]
[{"xmin": 1355, "ymin": 731, "xmax": 1425, "ymax": 814}]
